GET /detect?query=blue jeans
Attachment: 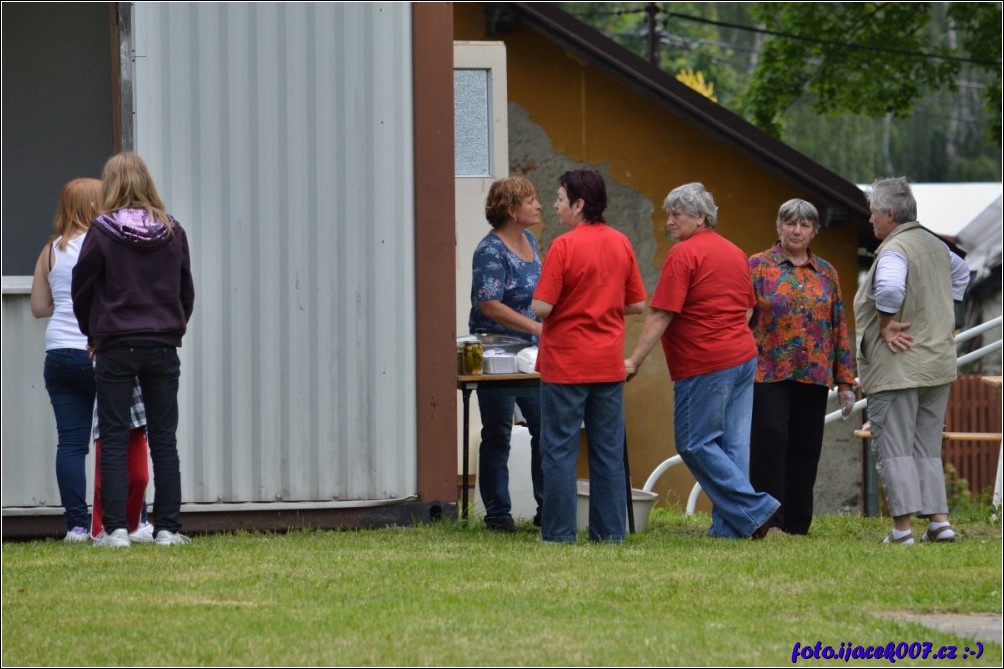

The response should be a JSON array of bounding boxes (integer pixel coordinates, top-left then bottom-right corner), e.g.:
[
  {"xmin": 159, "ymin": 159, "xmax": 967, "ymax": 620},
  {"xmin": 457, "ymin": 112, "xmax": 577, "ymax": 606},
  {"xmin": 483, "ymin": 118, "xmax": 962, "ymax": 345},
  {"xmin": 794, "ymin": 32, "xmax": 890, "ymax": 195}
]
[
  {"xmin": 476, "ymin": 387, "xmax": 542, "ymax": 522},
  {"xmin": 541, "ymin": 382, "xmax": 626, "ymax": 543},
  {"xmin": 96, "ymin": 344, "xmax": 182, "ymax": 534},
  {"xmin": 43, "ymin": 348, "xmax": 96, "ymax": 530},
  {"xmin": 674, "ymin": 358, "xmax": 779, "ymax": 538}
]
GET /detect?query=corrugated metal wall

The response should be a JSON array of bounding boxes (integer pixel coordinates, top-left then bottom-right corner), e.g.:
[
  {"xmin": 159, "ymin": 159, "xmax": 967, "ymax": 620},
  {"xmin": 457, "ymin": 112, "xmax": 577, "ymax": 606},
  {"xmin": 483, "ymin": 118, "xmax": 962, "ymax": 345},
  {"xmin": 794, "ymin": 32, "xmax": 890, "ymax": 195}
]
[{"xmin": 131, "ymin": 2, "xmax": 416, "ymax": 505}]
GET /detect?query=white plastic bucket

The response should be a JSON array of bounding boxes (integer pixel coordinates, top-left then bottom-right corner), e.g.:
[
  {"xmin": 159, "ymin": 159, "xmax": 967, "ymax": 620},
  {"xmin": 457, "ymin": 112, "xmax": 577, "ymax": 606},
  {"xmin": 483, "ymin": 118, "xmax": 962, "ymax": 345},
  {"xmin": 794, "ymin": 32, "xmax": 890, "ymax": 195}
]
[{"xmin": 576, "ymin": 479, "xmax": 659, "ymax": 533}]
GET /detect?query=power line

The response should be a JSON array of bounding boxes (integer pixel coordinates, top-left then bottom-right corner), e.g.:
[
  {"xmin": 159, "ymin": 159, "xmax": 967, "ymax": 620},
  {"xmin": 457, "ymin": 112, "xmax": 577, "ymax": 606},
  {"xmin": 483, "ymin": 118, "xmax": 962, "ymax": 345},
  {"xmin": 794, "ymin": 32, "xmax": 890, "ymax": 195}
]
[
  {"xmin": 565, "ymin": 7, "xmax": 647, "ymax": 20},
  {"xmin": 563, "ymin": 6, "xmax": 1000, "ymax": 68},
  {"xmin": 665, "ymin": 11, "xmax": 1000, "ymax": 67}
]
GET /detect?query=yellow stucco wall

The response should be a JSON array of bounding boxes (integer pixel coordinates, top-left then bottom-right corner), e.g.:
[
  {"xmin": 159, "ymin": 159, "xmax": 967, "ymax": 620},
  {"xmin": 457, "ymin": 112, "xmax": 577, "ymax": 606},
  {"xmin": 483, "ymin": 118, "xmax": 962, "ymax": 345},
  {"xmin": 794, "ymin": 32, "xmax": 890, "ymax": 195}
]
[{"xmin": 456, "ymin": 5, "xmax": 860, "ymax": 512}]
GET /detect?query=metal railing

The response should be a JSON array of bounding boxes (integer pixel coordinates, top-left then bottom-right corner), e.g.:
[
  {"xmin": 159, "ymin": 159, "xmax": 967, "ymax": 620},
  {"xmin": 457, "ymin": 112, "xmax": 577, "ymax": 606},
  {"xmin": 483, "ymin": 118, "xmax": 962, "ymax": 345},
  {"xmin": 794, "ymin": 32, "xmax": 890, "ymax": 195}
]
[
  {"xmin": 822, "ymin": 315, "xmax": 1003, "ymax": 425},
  {"xmin": 643, "ymin": 315, "xmax": 1003, "ymax": 515}
]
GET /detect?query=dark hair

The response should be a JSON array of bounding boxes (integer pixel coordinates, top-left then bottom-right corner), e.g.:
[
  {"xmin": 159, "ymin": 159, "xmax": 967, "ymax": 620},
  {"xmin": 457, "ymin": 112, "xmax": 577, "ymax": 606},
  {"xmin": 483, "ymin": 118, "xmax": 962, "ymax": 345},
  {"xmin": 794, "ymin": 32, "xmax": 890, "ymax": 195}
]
[{"xmin": 558, "ymin": 170, "xmax": 607, "ymax": 223}]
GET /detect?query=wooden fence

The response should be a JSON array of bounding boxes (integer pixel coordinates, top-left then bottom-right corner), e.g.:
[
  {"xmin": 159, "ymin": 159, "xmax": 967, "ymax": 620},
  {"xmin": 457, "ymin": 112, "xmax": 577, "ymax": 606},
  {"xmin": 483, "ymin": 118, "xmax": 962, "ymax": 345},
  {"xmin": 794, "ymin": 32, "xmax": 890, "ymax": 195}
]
[{"xmin": 943, "ymin": 375, "xmax": 1003, "ymax": 498}]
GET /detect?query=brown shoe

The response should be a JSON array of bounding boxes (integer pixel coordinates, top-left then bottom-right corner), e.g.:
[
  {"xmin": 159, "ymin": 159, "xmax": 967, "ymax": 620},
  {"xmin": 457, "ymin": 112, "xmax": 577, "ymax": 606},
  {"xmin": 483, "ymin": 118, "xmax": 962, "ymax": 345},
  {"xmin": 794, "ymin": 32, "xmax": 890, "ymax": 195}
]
[
  {"xmin": 751, "ymin": 517, "xmax": 782, "ymax": 540},
  {"xmin": 920, "ymin": 525, "xmax": 956, "ymax": 542},
  {"xmin": 881, "ymin": 532, "xmax": 915, "ymax": 545}
]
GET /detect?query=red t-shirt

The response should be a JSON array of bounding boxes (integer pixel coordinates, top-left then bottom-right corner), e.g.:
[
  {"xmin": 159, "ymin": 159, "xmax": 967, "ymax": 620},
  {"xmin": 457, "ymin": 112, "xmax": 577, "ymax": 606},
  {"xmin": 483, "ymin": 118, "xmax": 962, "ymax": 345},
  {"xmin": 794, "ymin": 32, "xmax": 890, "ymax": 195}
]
[
  {"xmin": 534, "ymin": 223, "xmax": 647, "ymax": 383},
  {"xmin": 650, "ymin": 229, "xmax": 757, "ymax": 380}
]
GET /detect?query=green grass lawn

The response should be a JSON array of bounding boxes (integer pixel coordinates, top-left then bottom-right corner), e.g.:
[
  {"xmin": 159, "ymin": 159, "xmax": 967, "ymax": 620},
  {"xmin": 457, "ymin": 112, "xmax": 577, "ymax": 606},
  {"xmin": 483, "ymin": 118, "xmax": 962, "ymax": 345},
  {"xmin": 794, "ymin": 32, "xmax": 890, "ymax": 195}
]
[{"xmin": 3, "ymin": 510, "xmax": 1000, "ymax": 666}]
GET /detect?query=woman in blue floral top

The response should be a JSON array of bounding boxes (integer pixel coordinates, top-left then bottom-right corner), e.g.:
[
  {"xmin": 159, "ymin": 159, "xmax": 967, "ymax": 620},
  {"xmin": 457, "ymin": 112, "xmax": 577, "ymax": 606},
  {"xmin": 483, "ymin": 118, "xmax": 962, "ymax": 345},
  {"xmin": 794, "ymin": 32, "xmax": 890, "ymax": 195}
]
[
  {"xmin": 468, "ymin": 176, "xmax": 544, "ymax": 531},
  {"xmin": 748, "ymin": 199, "xmax": 857, "ymax": 535}
]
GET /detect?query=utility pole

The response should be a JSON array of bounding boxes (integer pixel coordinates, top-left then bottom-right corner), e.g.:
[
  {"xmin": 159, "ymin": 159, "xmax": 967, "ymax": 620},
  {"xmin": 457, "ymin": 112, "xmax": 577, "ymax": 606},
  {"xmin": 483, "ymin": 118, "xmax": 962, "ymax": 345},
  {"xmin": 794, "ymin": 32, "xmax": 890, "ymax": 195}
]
[{"xmin": 646, "ymin": 2, "xmax": 659, "ymax": 65}]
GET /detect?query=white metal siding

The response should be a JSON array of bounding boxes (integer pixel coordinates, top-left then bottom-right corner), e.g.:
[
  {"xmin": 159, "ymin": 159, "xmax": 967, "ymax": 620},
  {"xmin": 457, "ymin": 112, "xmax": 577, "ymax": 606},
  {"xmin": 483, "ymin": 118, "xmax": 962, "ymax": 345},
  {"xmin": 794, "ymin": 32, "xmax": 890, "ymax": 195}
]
[
  {"xmin": 132, "ymin": 2, "xmax": 416, "ymax": 504},
  {"xmin": 1, "ymin": 283, "xmax": 83, "ymax": 509}
]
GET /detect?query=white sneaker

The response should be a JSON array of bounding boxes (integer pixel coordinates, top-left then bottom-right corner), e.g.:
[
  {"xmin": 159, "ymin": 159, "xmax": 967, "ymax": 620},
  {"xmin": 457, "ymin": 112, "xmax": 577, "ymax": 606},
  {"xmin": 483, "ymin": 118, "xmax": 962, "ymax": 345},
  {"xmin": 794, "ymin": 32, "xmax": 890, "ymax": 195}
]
[
  {"xmin": 155, "ymin": 530, "xmax": 191, "ymax": 546},
  {"xmin": 129, "ymin": 522, "xmax": 156, "ymax": 543},
  {"xmin": 93, "ymin": 528, "xmax": 131, "ymax": 548},
  {"xmin": 64, "ymin": 526, "xmax": 90, "ymax": 543}
]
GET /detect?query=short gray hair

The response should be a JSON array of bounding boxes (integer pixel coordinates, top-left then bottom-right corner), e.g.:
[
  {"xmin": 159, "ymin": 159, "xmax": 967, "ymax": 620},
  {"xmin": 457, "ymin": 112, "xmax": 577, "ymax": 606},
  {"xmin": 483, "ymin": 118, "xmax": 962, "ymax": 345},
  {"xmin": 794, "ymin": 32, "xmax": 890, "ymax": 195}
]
[
  {"xmin": 868, "ymin": 177, "xmax": 917, "ymax": 223},
  {"xmin": 663, "ymin": 182, "xmax": 718, "ymax": 228},
  {"xmin": 776, "ymin": 199, "xmax": 820, "ymax": 233}
]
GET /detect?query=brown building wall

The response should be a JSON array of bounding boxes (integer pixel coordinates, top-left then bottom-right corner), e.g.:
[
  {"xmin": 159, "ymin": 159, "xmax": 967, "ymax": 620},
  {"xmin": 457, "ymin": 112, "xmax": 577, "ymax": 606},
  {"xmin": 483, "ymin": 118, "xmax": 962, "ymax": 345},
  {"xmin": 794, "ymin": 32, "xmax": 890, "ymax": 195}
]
[{"xmin": 456, "ymin": 4, "xmax": 861, "ymax": 512}]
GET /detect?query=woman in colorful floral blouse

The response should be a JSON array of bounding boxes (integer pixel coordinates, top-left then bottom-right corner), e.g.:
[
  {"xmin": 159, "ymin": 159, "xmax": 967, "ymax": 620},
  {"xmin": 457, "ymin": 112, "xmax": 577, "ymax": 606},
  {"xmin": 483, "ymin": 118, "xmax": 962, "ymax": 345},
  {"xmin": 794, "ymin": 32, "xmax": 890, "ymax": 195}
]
[{"xmin": 748, "ymin": 199, "xmax": 857, "ymax": 535}]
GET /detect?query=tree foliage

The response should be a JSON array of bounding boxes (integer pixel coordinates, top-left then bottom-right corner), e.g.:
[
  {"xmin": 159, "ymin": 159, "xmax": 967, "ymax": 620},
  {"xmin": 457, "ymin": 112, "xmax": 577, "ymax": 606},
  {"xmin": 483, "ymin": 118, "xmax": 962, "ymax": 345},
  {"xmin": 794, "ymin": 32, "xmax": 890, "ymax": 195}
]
[
  {"xmin": 560, "ymin": 2, "xmax": 1001, "ymax": 182},
  {"xmin": 559, "ymin": 2, "xmax": 758, "ymax": 107},
  {"xmin": 947, "ymin": 2, "xmax": 1004, "ymax": 145},
  {"xmin": 741, "ymin": 2, "xmax": 1002, "ymax": 146}
]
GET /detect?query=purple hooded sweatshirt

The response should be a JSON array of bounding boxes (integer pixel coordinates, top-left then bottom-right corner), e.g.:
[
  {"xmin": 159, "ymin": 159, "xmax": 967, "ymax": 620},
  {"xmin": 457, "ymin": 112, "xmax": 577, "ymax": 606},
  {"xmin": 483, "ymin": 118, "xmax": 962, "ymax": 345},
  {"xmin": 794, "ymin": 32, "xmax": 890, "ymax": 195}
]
[{"xmin": 72, "ymin": 208, "xmax": 195, "ymax": 351}]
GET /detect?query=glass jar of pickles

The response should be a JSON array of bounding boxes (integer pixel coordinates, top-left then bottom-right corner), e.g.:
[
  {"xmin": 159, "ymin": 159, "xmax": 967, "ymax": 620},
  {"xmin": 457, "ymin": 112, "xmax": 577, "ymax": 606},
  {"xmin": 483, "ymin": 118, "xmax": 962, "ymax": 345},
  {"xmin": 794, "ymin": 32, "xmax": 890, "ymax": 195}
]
[{"xmin": 457, "ymin": 336, "xmax": 484, "ymax": 375}]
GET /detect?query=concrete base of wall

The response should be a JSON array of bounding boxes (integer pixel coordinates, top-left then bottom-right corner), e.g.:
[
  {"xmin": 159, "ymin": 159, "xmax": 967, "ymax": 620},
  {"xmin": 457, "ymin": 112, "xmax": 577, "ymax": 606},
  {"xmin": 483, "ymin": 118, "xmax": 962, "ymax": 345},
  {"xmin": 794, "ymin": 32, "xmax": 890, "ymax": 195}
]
[
  {"xmin": 2, "ymin": 500, "xmax": 457, "ymax": 541},
  {"xmin": 816, "ymin": 394, "xmax": 866, "ymax": 516}
]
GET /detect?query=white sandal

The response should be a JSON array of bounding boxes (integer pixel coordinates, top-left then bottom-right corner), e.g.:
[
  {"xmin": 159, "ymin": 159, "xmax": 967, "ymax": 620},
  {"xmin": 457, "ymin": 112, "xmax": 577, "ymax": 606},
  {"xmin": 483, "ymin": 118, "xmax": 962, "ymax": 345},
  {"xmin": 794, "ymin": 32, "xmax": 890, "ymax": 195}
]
[{"xmin": 882, "ymin": 532, "xmax": 915, "ymax": 545}]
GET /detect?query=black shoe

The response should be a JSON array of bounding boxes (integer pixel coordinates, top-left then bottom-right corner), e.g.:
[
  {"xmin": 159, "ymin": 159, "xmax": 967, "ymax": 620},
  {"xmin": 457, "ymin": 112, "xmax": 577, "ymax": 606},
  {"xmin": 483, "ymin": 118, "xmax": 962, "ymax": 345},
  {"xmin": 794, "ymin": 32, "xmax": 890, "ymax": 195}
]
[
  {"xmin": 532, "ymin": 511, "xmax": 542, "ymax": 528},
  {"xmin": 485, "ymin": 517, "xmax": 517, "ymax": 533}
]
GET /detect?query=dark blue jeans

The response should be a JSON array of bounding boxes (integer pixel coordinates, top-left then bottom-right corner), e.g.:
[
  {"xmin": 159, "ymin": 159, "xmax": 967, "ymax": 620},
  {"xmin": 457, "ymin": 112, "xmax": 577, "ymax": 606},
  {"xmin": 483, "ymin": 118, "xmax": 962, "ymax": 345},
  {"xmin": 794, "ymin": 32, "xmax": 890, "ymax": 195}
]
[
  {"xmin": 476, "ymin": 387, "xmax": 543, "ymax": 522},
  {"xmin": 43, "ymin": 348, "xmax": 96, "ymax": 530},
  {"xmin": 95, "ymin": 344, "xmax": 182, "ymax": 534},
  {"xmin": 540, "ymin": 381, "xmax": 627, "ymax": 543}
]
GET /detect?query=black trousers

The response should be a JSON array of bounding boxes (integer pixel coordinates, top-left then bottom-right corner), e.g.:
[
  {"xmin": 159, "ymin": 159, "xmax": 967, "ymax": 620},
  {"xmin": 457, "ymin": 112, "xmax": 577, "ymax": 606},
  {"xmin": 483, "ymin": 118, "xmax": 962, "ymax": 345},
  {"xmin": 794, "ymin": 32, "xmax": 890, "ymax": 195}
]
[
  {"xmin": 749, "ymin": 381, "xmax": 829, "ymax": 535},
  {"xmin": 96, "ymin": 344, "xmax": 182, "ymax": 534}
]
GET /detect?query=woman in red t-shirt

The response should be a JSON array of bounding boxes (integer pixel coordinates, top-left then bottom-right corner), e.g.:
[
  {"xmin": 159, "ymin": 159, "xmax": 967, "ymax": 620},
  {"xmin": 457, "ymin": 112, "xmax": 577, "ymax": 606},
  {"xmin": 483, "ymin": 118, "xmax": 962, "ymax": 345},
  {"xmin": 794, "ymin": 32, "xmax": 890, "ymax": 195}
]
[
  {"xmin": 532, "ymin": 170, "xmax": 646, "ymax": 543},
  {"xmin": 625, "ymin": 182, "xmax": 780, "ymax": 539}
]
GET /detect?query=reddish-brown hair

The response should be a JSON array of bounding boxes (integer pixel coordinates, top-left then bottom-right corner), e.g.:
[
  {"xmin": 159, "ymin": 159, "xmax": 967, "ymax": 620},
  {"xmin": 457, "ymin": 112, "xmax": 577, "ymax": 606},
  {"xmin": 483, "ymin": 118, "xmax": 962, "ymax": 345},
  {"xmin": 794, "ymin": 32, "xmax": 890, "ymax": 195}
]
[
  {"xmin": 484, "ymin": 176, "xmax": 538, "ymax": 228},
  {"xmin": 52, "ymin": 178, "xmax": 102, "ymax": 249}
]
